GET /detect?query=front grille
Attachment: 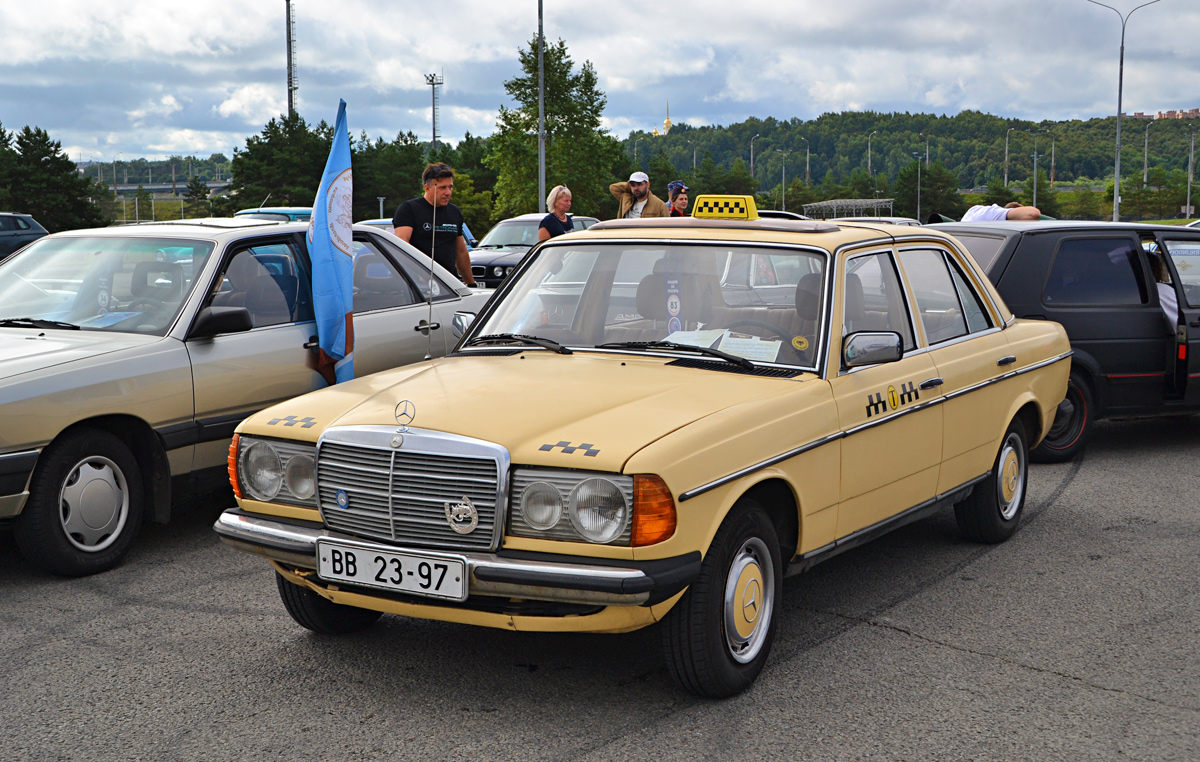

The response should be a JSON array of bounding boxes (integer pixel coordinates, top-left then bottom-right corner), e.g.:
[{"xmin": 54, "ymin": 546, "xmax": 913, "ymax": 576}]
[{"xmin": 317, "ymin": 435, "xmax": 503, "ymax": 551}]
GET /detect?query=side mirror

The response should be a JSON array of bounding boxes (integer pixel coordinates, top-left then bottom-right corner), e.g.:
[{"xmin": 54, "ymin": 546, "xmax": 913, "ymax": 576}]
[
  {"xmin": 843, "ymin": 331, "xmax": 902, "ymax": 368},
  {"xmin": 190, "ymin": 306, "xmax": 253, "ymax": 338},
  {"xmin": 451, "ymin": 311, "xmax": 476, "ymax": 338}
]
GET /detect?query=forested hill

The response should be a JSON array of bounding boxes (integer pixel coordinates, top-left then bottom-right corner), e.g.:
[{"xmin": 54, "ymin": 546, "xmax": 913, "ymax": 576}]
[{"xmin": 625, "ymin": 110, "xmax": 1198, "ymax": 190}]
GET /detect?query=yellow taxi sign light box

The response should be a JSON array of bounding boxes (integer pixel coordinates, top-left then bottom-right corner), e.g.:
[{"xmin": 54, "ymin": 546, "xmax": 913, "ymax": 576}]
[{"xmin": 691, "ymin": 194, "xmax": 759, "ymax": 221}]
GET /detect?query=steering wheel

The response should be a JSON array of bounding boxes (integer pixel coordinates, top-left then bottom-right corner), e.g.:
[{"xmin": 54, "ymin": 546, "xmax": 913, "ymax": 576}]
[
  {"xmin": 126, "ymin": 298, "xmax": 166, "ymax": 312},
  {"xmin": 719, "ymin": 318, "xmax": 807, "ymax": 363}
]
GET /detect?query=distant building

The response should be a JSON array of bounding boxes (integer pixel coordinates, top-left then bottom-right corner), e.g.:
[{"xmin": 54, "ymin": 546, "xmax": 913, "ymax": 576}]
[{"xmin": 1116, "ymin": 108, "xmax": 1199, "ymax": 119}]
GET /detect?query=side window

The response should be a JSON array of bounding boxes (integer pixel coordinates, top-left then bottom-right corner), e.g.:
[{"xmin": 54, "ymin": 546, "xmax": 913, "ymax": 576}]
[
  {"xmin": 381, "ymin": 238, "xmax": 455, "ymax": 301},
  {"xmin": 211, "ymin": 241, "xmax": 314, "ymax": 328},
  {"xmin": 15, "ymin": 217, "xmax": 30, "ymax": 230},
  {"xmin": 948, "ymin": 258, "xmax": 993, "ymax": 334},
  {"xmin": 1162, "ymin": 239, "xmax": 1200, "ymax": 308},
  {"xmin": 351, "ymin": 239, "xmax": 419, "ymax": 312},
  {"xmin": 898, "ymin": 248, "xmax": 970, "ymax": 344},
  {"xmin": 1043, "ymin": 238, "xmax": 1148, "ymax": 306},
  {"xmin": 0, "ymin": 217, "xmax": 14, "ymax": 232},
  {"xmin": 844, "ymin": 252, "xmax": 915, "ymax": 350}
]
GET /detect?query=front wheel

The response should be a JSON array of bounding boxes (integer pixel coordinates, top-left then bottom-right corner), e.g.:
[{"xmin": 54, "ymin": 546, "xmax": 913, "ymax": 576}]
[
  {"xmin": 276, "ymin": 572, "xmax": 383, "ymax": 635},
  {"xmin": 955, "ymin": 418, "xmax": 1028, "ymax": 543},
  {"xmin": 661, "ymin": 500, "xmax": 782, "ymax": 697},
  {"xmin": 14, "ymin": 429, "xmax": 144, "ymax": 576},
  {"xmin": 1031, "ymin": 370, "xmax": 1093, "ymax": 463}
]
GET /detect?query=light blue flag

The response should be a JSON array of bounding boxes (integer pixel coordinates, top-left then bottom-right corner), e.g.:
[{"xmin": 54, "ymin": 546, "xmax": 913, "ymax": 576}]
[{"xmin": 307, "ymin": 99, "xmax": 354, "ymax": 384}]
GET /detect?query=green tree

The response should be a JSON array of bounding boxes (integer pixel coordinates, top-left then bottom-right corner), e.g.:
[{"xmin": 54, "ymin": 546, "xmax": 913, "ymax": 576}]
[
  {"xmin": 228, "ymin": 111, "xmax": 331, "ymax": 210},
  {"xmin": 184, "ymin": 174, "xmax": 210, "ymax": 215},
  {"xmin": 647, "ymin": 149, "xmax": 677, "ymax": 201},
  {"xmin": 1061, "ymin": 184, "xmax": 1103, "ymax": 220},
  {"xmin": 352, "ymin": 130, "xmax": 426, "ymax": 221},
  {"xmin": 1017, "ymin": 168, "xmax": 1059, "ymax": 218},
  {"xmin": 923, "ymin": 161, "xmax": 966, "ymax": 220},
  {"xmin": 981, "ymin": 176, "xmax": 1019, "ymax": 207},
  {"xmin": 8, "ymin": 126, "xmax": 107, "ymax": 231},
  {"xmin": 487, "ymin": 35, "xmax": 622, "ymax": 219},
  {"xmin": 448, "ymin": 172, "xmax": 494, "ymax": 238}
]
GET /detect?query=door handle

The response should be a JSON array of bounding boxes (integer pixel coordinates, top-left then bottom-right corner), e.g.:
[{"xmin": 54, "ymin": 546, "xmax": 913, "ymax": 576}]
[
  {"xmin": 413, "ymin": 321, "xmax": 441, "ymax": 333},
  {"xmin": 919, "ymin": 377, "xmax": 944, "ymax": 390},
  {"xmin": 997, "ymin": 355, "xmax": 1017, "ymax": 366},
  {"xmin": 303, "ymin": 335, "xmax": 319, "ymax": 349},
  {"xmin": 1190, "ymin": 320, "xmax": 1200, "ymax": 328}
]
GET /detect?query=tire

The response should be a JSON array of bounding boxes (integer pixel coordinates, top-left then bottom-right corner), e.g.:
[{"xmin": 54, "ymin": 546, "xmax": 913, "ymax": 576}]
[
  {"xmin": 661, "ymin": 500, "xmax": 782, "ymax": 698},
  {"xmin": 276, "ymin": 572, "xmax": 383, "ymax": 635},
  {"xmin": 955, "ymin": 418, "xmax": 1028, "ymax": 544},
  {"xmin": 13, "ymin": 429, "xmax": 144, "ymax": 577},
  {"xmin": 1031, "ymin": 370, "xmax": 1093, "ymax": 463}
]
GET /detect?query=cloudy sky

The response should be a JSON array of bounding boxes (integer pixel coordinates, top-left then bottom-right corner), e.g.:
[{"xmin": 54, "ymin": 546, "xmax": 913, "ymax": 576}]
[{"xmin": 2, "ymin": 0, "xmax": 1198, "ymax": 163}]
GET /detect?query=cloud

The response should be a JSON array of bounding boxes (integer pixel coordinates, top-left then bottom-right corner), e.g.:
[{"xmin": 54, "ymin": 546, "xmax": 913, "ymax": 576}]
[
  {"xmin": 213, "ymin": 85, "xmax": 286, "ymax": 125},
  {"xmin": 127, "ymin": 95, "xmax": 185, "ymax": 126}
]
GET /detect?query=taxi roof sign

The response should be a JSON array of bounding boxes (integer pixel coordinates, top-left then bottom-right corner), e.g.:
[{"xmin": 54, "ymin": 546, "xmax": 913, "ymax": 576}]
[{"xmin": 691, "ymin": 194, "xmax": 759, "ymax": 221}]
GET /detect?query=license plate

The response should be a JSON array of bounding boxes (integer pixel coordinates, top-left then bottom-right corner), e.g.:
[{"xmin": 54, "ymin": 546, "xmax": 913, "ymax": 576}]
[{"xmin": 316, "ymin": 539, "xmax": 468, "ymax": 601}]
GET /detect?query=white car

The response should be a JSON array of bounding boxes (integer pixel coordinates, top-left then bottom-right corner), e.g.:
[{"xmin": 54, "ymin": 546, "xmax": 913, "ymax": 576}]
[{"xmin": 0, "ymin": 218, "xmax": 488, "ymax": 576}]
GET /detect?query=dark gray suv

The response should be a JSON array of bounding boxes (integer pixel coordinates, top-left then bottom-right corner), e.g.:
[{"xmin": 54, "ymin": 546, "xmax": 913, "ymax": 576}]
[
  {"xmin": 0, "ymin": 213, "xmax": 48, "ymax": 261},
  {"xmin": 933, "ymin": 220, "xmax": 1200, "ymax": 462}
]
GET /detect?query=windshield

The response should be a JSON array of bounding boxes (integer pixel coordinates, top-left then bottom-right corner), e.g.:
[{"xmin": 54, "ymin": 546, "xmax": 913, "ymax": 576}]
[
  {"xmin": 0, "ymin": 236, "xmax": 215, "ymax": 335},
  {"xmin": 477, "ymin": 217, "xmax": 592, "ymax": 249},
  {"xmin": 470, "ymin": 242, "xmax": 828, "ymax": 368}
]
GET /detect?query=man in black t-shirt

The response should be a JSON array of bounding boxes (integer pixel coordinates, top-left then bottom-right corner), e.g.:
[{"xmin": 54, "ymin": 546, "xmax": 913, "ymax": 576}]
[{"xmin": 392, "ymin": 163, "xmax": 476, "ymax": 286}]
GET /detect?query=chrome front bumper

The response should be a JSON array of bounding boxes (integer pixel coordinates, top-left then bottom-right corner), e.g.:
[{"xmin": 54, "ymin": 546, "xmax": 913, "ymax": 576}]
[{"xmin": 214, "ymin": 509, "xmax": 699, "ymax": 607}]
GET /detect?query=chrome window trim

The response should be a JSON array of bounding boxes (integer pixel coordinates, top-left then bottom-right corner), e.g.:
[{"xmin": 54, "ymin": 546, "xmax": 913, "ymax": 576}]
[
  {"xmin": 900, "ymin": 240, "xmax": 1008, "ymax": 329},
  {"xmin": 895, "ymin": 245, "xmax": 972, "ymax": 346},
  {"xmin": 679, "ymin": 349, "xmax": 1073, "ymax": 502},
  {"xmin": 316, "ymin": 425, "xmax": 511, "ymax": 551},
  {"xmin": 834, "ymin": 247, "xmax": 919, "ymax": 377}
]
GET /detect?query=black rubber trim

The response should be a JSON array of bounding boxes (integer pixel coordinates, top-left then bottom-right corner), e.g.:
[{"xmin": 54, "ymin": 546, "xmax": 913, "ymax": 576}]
[
  {"xmin": 488, "ymin": 549, "xmax": 702, "ymax": 604},
  {"xmin": 0, "ymin": 450, "xmax": 38, "ymax": 495},
  {"xmin": 156, "ymin": 412, "xmax": 251, "ymax": 450}
]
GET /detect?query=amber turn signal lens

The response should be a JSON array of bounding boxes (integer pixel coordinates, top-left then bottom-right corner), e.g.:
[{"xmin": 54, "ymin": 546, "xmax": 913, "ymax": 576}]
[
  {"xmin": 632, "ymin": 474, "xmax": 676, "ymax": 546},
  {"xmin": 227, "ymin": 433, "xmax": 242, "ymax": 499}
]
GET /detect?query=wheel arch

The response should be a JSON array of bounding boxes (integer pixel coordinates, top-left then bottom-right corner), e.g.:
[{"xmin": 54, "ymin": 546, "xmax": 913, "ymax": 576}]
[
  {"xmin": 733, "ymin": 477, "xmax": 799, "ymax": 564},
  {"xmin": 42, "ymin": 415, "xmax": 171, "ymax": 524},
  {"xmin": 1064, "ymin": 352, "xmax": 1106, "ymax": 417}
]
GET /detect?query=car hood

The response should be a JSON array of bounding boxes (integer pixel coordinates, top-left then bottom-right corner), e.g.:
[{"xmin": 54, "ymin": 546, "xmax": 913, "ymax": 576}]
[
  {"xmin": 242, "ymin": 352, "xmax": 814, "ymax": 472},
  {"xmin": 469, "ymin": 246, "xmax": 530, "ymax": 266},
  {"xmin": 0, "ymin": 329, "xmax": 160, "ymax": 382}
]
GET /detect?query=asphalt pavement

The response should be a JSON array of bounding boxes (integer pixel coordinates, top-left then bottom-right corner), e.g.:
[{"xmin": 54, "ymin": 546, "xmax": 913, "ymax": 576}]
[{"xmin": 2, "ymin": 417, "xmax": 1197, "ymax": 761}]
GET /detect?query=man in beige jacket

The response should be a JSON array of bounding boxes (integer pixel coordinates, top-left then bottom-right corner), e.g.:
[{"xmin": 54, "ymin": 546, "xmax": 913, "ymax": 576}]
[{"xmin": 609, "ymin": 171, "xmax": 669, "ymax": 219}]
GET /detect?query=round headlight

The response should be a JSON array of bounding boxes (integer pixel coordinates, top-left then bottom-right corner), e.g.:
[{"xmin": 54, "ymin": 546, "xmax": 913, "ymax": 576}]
[
  {"xmin": 242, "ymin": 441, "xmax": 282, "ymax": 501},
  {"xmin": 493, "ymin": 266, "xmax": 505, "ymax": 277},
  {"xmin": 520, "ymin": 481, "xmax": 563, "ymax": 530},
  {"xmin": 568, "ymin": 478, "xmax": 628, "ymax": 543},
  {"xmin": 284, "ymin": 454, "xmax": 316, "ymax": 499}
]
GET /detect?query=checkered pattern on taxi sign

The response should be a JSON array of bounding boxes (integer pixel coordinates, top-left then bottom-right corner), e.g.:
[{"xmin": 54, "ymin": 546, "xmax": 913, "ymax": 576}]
[{"xmin": 691, "ymin": 194, "xmax": 759, "ymax": 220}]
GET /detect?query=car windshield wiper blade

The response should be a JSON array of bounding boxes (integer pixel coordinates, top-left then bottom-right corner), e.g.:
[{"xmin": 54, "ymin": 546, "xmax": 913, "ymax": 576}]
[
  {"xmin": 0, "ymin": 317, "xmax": 80, "ymax": 330},
  {"xmin": 466, "ymin": 333, "xmax": 573, "ymax": 354},
  {"xmin": 596, "ymin": 340, "xmax": 754, "ymax": 370}
]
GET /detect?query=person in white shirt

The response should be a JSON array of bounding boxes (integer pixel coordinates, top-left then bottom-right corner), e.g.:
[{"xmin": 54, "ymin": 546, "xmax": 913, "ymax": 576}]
[{"xmin": 961, "ymin": 201, "xmax": 1042, "ymax": 222}]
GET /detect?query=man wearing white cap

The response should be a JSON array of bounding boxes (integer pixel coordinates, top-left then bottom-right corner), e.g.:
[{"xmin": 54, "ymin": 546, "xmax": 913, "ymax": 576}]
[{"xmin": 609, "ymin": 171, "xmax": 669, "ymax": 219}]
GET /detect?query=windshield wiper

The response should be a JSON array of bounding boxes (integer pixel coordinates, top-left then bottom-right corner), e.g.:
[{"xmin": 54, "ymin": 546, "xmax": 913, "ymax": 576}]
[
  {"xmin": 0, "ymin": 317, "xmax": 80, "ymax": 330},
  {"xmin": 596, "ymin": 340, "xmax": 754, "ymax": 370},
  {"xmin": 466, "ymin": 333, "xmax": 573, "ymax": 354}
]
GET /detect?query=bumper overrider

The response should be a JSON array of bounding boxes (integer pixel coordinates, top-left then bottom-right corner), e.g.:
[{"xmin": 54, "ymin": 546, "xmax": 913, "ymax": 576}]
[{"xmin": 215, "ymin": 508, "xmax": 700, "ymax": 608}]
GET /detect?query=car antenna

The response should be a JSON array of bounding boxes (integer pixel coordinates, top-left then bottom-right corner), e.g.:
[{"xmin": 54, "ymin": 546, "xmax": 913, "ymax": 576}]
[
  {"xmin": 425, "ymin": 183, "xmax": 436, "ymax": 361},
  {"xmin": 257, "ymin": 193, "xmax": 271, "ymax": 209}
]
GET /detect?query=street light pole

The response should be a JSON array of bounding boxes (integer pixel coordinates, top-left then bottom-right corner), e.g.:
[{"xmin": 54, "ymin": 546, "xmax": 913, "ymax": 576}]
[
  {"xmin": 1004, "ymin": 128, "xmax": 1015, "ymax": 186},
  {"xmin": 750, "ymin": 133, "xmax": 761, "ymax": 176},
  {"xmin": 377, "ymin": 197, "xmax": 386, "ymax": 218},
  {"xmin": 912, "ymin": 152, "xmax": 922, "ymax": 221},
  {"xmin": 1085, "ymin": 0, "xmax": 1163, "ymax": 221},
  {"xmin": 867, "ymin": 130, "xmax": 877, "ymax": 177},
  {"xmin": 687, "ymin": 140, "xmax": 696, "ymax": 170},
  {"xmin": 1143, "ymin": 120, "xmax": 1152, "ymax": 186},
  {"xmin": 112, "ymin": 152, "xmax": 122, "ymax": 196},
  {"xmin": 777, "ymin": 150, "xmax": 791, "ymax": 211},
  {"xmin": 537, "ymin": 0, "xmax": 546, "ymax": 213},
  {"xmin": 798, "ymin": 137, "xmax": 810, "ymax": 185},
  {"xmin": 634, "ymin": 137, "xmax": 643, "ymax": 163},
  {"xmin": 1188, "ymin": 133, "xmax": 1195, "ymax": 220}
]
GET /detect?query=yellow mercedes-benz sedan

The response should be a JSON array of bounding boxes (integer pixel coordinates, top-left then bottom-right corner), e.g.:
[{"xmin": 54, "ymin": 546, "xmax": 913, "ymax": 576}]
[{"xmin": 216, "ymin": 197, "xmax": 1070, "ymax": 697}]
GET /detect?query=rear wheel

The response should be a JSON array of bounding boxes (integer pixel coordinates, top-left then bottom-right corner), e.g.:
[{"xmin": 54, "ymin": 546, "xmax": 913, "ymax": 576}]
[
  {"xmin": 1031, "ymin": 370, "xmax": 1093, "ymax": 463},
  {"xmin": 661, "ymin": 500, "xmax": 782, "ymax": 697},
  {"xmin": 276, "ymin": 572, "xmax": 383, "ymax": 635},
  {"xmin": 955, "ymin": 418, "xmax": 1028, "ymax": 543},
  {"xmin": 14, "ymin": 429, "xmax": 144, "ymax": 576}
]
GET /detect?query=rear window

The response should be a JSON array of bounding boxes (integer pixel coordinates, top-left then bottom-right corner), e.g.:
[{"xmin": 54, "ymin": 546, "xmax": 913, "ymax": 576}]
[{"xmin": 948, "ymin": 233, "xmax": 1008, "ymax": 272}]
